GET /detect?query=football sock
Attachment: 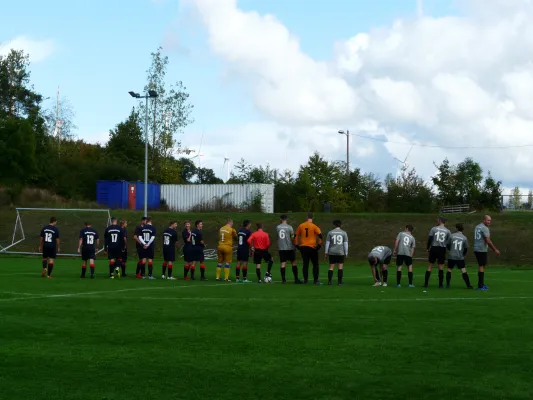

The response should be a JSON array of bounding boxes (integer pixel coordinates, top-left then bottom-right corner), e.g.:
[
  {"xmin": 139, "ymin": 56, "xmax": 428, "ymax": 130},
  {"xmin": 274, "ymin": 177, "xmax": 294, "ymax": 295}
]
[
  {"xmin": 47, "ymin": 263, "xmax": 54, "ymax": 276},
  {"xmin": 216, "ymin": 265, "xmax": 222, "ymax": 279},
  {"xmin": 338, "ymin": 269, "xmax": 344, "ymax": 284},
  {"xmin": 200, "ymin": 264, "xmax": 205, "ymax": 279},
  {"xmin": 109, "ymin": 261, "xmax": 115, "ymax": 276},
  {"xmin": 408, "ymin": 272, "xmax": 413, "ymax": 285},
  {"xmin": 190, "ymin": 266, "xmax": 195, "ymax": 279},
  {"xmin": 136, "ymin": 262, "xmax": 141, "ymax": 275},
  {"xmin": 438, "ymin": 270, "xmax": 444, "ymax": 286},
  {"xmin": 397, "ymin": 271, "xmax": 402, "ymax": 285},
  {"xmin": 121, "ymin": 263, "xmax": 126, "ymax": 275},
  {"xmin": 291, "ymin": 265, "xmax": 299, "ymax": 280},
  {"xmin": 224, "ymin": 264, "xmax": 230, "ymax": 280},
  {"xmin": 236, "ymin": 266, "xmax": 241, "ymax": 280},
  {"xmin": 148, "ymin": 262, "xmax": 153, "ymax": 277},
  {"xmin": 140, "ymin": 262, "xmax": 146, "ymax": 277},
  {"xmin": 115, "ymin": 259, "xmax": 122, "ymax": 272},
  {"xmin": 256, "ymin": 268, "xmax": 261, "ymax": 280},
  {"xmin": 303, "ymin": 265, "xmax": 309, "ymax": 282},
  {"xmin": 328, "ymin": 269, "xmax": 333, "ymax": 283},
  {"xmin": 162, "ymin": 262, "xmax": 167, "ymax": 276},
  {"xmin": 462, "ymin": 272, "xmax": 471, "ymax": 287},
  {"xmin": 243, "ymin": 266, "xmax": 248, "ymax": 279},
  {"xmin": 478, "ymin": 271, "xmax": 485, "ymax": 288},
  {"xmin": 313, "ymin": 266, "xmax": 319, "ymax": 282},
  {"xmin": 280, "ymin": 267, "xmax": 286, "ymax": 281},
  {"xmin": 168, "ymin": 264, "xmax": 173, "ymax": 278},
  {"xmin": 424, "ymin": 271, "xmax": 431, "ymax": 286},
  {"xmin": 382, "ymin": 269, "xmax": 388, "ymax": 283},
  {"xmin": 42, "ymin": 259, "xmax": 47, "ymax": 270},
  {"xmin": 267, "ymin": 261, "xmax": 273, "ymax": 274},
  {"xmin": 90, "ymin": 264, "xmax": 95, "ymax": 276},
  {"xmin": 446, "ymin": 271, "xmax": 452, "ymax": 287},
  {"xmin": 184, "ymin": 265, "xmax": 190, "ymax": 278},
  {"xmin": 81, "ymin": 265, "xmax": 86, "ymax": 277}
]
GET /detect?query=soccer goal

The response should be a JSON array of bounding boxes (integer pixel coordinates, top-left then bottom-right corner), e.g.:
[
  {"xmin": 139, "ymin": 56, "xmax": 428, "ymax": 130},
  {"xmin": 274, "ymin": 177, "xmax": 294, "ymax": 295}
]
[{"xmin": 1, "ymin": 208, "xmax": 111, "ymax": 257}]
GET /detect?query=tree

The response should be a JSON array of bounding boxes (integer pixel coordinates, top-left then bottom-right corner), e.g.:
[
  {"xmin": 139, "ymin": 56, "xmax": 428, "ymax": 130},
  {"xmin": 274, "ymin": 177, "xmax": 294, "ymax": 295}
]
[
  {"xmin": 432, "ymin": 158, "xmax": 457, "ymax": 205},
  {"xmin": 106, "ymin": 109, "xmax": 145, "ymax": 167},
  {"xmin": 196, "ymin": 167, "xmax": 223, "ymax": 184},
  {"xmin": 177, "ymin": 157, "xmax": 197, "ymax": 183},
  {"xmin": 0, "ymin": 119, "xmax": 36, "ymax": 186},
  {"xmin": 455, "ymin": 158, "xmax": 482, "ymax": 203},
  {"xmin": 527, "ymin": 190, "xmax": 533, "ymax": 210},
  {"xmin": 138, "ymin": 47, "xmax": 194, "ymax": 179},
  {"xmin": 509, "ymin": 186, "xmax": 522, "ymax": 210},
  {"xmin": 385, "ymin": 168, "xmax": 434, "ymax": 212},
  {"xmin": 43, "ymin": 94, "xmax": 77, "ymax": 141}
]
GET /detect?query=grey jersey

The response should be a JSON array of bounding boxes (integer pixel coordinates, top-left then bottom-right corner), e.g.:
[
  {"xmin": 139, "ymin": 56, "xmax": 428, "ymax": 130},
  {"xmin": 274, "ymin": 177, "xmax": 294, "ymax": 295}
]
[
  {"xmin": 368, "ymin": 246, "xmax": 392, "ymax": 264},
  {"xmin": 396, "ymin": 232, "xmax": 415, "ymax": 256},
  {"xmin": 448, "ymin": 232, "xmax": 469, "ymax": 260},
  {"xmin": 474, "ymin": 223, "xmax": 490, "ymax": 252},
  {"xmin": 429, "ymin": 226, "xmax": 451, "ymax": 248},
  {"xmin": 325, "ymin": 229, "xmax": 349, "ymax": 256},
  {"xmin": 276, "ymin": 224, "xmax": 294, "ymax": 251}
]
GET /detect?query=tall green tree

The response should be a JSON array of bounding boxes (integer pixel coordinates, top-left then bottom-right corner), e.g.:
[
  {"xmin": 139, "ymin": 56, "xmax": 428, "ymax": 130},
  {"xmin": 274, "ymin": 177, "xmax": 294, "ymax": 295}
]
[
  {"xmin": 177, "ymin": 157, "xmax": 197, "ymax": 183},
  {"xmin": 106, "ymin": 109, "xmax": 145, "ymax": 167},
  {"xmin": 0, "ymin": 119, "xmax": 36, "ymax": 186},
  {"xmin": 509, "ymin": 186, "xmax": 522, "ymax": 209},
  {"xmin": 196, "ymin": 167, "xmax": 223, "ymax": 184}
]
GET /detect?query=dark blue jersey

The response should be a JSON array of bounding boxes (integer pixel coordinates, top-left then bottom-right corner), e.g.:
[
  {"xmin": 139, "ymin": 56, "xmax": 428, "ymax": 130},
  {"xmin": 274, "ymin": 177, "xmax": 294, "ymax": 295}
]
[
  {"xmin": 134, "ymin": 225, "xmax": 143, "ymax": 248},
  {"xmin": 141, "ymin": 224, "xmax": 156, "ymax": 249},
  {"xmin": 163, "ymin": 228, "xmax": 178, "ymax": 249},
  {"xmin": 104, "ymin": 224, "xmax": 123, "ymax": 250},
  {"xmin": 191, "ymin": 229, "xmax": 204, "ymax": 249},
  {"xmin": 79, "ymin": 227, "xmax": 99, "ymax": 250},
  {"xmin": 237, "ymin": 228, "xmax": 252, "ymax": 250},
  {"xmin": 182, "ymin": 229, "xmax": 193, "ymax": 248},
  {"xmin": 120, "ymin": 227, "xmax": 128, "ymax": 248},
  {"xmin": 40, "ymin": 225, "xmax": 60, "ymax": 249}
]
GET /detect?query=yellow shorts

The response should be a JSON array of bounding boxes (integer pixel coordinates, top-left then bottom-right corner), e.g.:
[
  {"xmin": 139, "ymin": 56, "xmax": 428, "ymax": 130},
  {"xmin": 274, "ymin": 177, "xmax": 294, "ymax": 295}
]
[{"xmin": 217, "ymin": 245, "xmax": 232, "ymax": 264}]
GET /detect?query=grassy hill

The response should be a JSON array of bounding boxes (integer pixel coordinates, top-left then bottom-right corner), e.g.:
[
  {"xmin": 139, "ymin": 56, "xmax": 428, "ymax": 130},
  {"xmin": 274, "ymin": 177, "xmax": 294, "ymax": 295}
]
[{"xmin": 0, "ymin": 208, "xmax": 531, "ymax": 266}]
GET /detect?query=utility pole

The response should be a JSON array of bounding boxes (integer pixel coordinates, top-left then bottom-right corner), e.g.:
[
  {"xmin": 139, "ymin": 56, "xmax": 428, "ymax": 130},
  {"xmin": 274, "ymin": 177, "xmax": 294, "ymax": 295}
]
[{"xmin": 338, "ymin": 130, "xmax": 350, "ymax": 175}]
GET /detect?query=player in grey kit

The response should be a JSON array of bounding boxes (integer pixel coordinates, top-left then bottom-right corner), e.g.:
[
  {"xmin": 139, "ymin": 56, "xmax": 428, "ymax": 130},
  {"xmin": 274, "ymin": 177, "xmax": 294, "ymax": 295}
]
[
  {"xmin": 368, "ymin": 245, "xmax": 392, "ymax": 287},
  {"xmin": 446, "ymin": 223, "xmax": 473, "ymax": 289},
  {"xmin": 473, "ymin": 215, "xmax": 500, "ymax": 291},
  {"xmin": 324, "ymin": 220, "xmax": 349, "ymax": 285},
  {"xmin": 393, "ymin": 224, "xmax": 416, "ymax": 288},
  {"xmin": 276, "ymin": 215, "xmax": 302, "ymax": 284},
  {"xmin": 424, "ymin": 216, "xmax": 451, "ymax": 288}
]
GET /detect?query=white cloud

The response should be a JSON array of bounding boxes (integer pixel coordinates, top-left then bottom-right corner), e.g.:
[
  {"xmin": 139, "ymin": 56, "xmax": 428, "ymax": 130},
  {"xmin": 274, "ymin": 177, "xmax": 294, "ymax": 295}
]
[
  {"xmin": 0, "ymin": 36, "xmax": 56, "ymax": 62},
  {"xmin": 181, "ymin": 0, "xmax": 533, "ymax": 186}
]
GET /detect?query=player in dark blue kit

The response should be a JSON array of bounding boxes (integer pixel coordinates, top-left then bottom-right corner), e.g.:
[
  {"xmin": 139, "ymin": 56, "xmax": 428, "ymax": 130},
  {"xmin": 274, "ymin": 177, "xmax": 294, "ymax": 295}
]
[
  {"xmin": 138, "ymin": 217, "xmax": 157, "ymax": 280},
  {"xmin": 119, "ymin": 220, "xmax": 128, "ymax": 277},
  {"xmin": 104, "ymin": 217, "xmax": 123, "ymax": 279},
  {"xmin": 133, "ymin": 217, "xmax": 147, "ymax": 279},
  {"xmin": 236, "ymin": 220, "xmax": 252, "ymax": 283},
  {"xmin": 182, "ymin": 220, "xmax": 193, "ymax": 280},
  {"xmin": 162, "ymin": 221, "xmax": 179, "ymax": 280},
  {"xmin": 77, "ymin": 222, "xmax": 99, "ymax": 279},
  {"xmin": 39, "ymin": 217, "xmax": 60, "ymax": 278},
  {"xmin": 191, "ymin": 220, "xmax": 207, "ymax": 281}
]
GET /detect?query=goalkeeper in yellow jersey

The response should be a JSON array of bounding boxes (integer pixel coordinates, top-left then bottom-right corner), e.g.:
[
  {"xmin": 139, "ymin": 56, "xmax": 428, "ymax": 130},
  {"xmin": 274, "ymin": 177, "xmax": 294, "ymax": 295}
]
[{"xmin": 216, "ymin": 218, "xmax": 237, "ymax": 281}]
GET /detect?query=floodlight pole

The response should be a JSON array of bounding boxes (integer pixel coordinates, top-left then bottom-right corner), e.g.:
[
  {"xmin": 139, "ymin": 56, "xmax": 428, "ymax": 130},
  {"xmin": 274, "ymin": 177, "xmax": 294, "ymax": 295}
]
[{"xmin": 338, "ymin": 130, "xmax": 350, "ymax": 175}]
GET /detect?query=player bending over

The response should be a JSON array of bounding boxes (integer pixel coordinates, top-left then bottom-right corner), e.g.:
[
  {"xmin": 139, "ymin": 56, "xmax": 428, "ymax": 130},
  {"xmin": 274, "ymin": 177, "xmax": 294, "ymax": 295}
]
[
  {"xmin": 324, "ymin": 220, "xmax": 348, "ymax": 285},
  {"xmin": 368, "ymin": 246, "xmax": 392, "ymax": 286},
  {"xmin": 276, "ymin": 215, "xmax": 302, "ymax": 284},
  {"xmin": 216, "ymin": 218, "xmax": 237, "ymax": 282},
  {"xmin": 39, "ymin": 217, "xmax": 60, "ymax": 278},
  {"xmin": 191, "ymin": 220, "xmax": 208, "ymax": 281},
  {"xmin": 247, "ymin": 223, "xmax": 272, "ymax": 283},
  {"xmin": 393, "ymin": 224, "xmax": 416, "ymax": 288},
  {"xmin": 134, "ymin": 217, "xmax": 147, "ymax": 278},
  {"xmin": 104, "ymin": 217, "xmax": 124, "ymax": 279},
  {"xmin": 236, "ymin": 220, "xmax": 253, "ymax": 283},
  {"xmin": 474, "ymin": 215, "xmax": 500, "ymax": 291},
  {"xmin": 295, "ymin": 212, "xmax": 323, "ymax": 285},
  {"xmin": 78, "ymin": 222, "xmax": 99, "ymax": 279},
  {"xmin": 119, "ymin": 220, "xmax": 128, "ymax": 277},
  {"xmin": 162, "ymin": 221, "xmax": 179, "ymax": 280},
  {"xmin": 182, "ymin": 220, "xmax": 193, "ymax": 280},
  {"xmin": 446, "ymin": 223, "xmax": 473, "ymax": 289},
  {"xmin": 424, "ymin": 217, "xmax": 451, "ymax": 288}
]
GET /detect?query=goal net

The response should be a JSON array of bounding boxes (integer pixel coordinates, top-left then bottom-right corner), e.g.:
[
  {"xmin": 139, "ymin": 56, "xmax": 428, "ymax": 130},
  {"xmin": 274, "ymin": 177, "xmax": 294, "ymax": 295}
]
[{"xmin": 0, "ymin": 208, "xmax": 111, "ymax": 257}]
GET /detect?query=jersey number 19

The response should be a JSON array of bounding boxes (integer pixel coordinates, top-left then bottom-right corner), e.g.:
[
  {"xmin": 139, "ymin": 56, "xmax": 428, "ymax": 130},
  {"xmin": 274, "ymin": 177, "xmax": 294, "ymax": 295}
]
[{"xmin": 332, "ymin": 234, "xmax": 343, "ymax": 245}]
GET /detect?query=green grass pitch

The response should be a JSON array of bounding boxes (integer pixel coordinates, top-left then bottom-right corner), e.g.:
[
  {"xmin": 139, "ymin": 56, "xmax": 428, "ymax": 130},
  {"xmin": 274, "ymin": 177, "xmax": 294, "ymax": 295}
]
[{"xmin": 1, "ymin": 256, "xmax": 533, "ymax": 400}]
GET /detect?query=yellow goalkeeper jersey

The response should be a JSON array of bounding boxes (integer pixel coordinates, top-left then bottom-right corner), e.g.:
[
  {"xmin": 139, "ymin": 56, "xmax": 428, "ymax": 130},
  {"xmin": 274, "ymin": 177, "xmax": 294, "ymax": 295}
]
[{"xmin": 218, "ymin": 224, "xmax": 237, "ymax": 247}]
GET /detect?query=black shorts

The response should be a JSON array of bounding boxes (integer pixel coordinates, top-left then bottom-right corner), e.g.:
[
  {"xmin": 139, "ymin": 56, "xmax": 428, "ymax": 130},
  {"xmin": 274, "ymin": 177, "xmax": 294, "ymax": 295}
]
[
  {"xmin": 396, "ymin": 255, "xmax": 413, "ymax": 267},
  {"xmin": 183, "ymin": 247, "xmax": 193, "ymax": 262},
  {"xmin": 138, "ymin": 247, "xmax": 155, "ymax": 260},
  {"xmin": 42, "ymin": 247, "xmax": 56, "ymax": 259},
  {"xmin": 279, "ymin": 250, "xmax": 296, "ymax": 263},
  {"xmin": 475, "ymin": 252, "xmax": 488, "ymax": 267},
  {"xmin": 121, "ymin": 249, "xmax": 128, "ymax": 262},
  {"xmin": 429, "ymin": 247, "xmax": 446, "ymax": 264},
  {"xmin": 81, "ymin": 248, "xmax": 96, "ymax": 261},
  {"xmin": 253, "ymin": 249, "xmax": 272, "ymax": 265},
  {"xmin": 107, "ymin": 247, "xmax": 122, "ymax": 260},
  {"xmin": 448, "ymin": 259, "xmax": 466, "ymax": 269},
  {"xmin": 328, "ymin": 255, "xmax": 345, "ymax": 265},
  {"xmin": 191, "ymin": 249, "xmax": 204, "ymax": 262},
  {"xmin": 163, "ymin": 248, "xmax": 176, "ymax": 262},
  {"xmin": 237, "ymin": 248, "xmax": 250, "ymax": 262},
  {"xmin": 299, "ymin": 246, "xmax": 319, "ymax": 266}
]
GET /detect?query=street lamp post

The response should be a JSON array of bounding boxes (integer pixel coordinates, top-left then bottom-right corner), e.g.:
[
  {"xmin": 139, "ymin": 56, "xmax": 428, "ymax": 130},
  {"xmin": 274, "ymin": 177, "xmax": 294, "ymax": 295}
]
[
  {"xmin": 129, "ymin": 90, "xmax": 158, "ymax": 217},
  {"xmin": 338, "ymin": 130, "xmax": 350, "ymax": 175}
]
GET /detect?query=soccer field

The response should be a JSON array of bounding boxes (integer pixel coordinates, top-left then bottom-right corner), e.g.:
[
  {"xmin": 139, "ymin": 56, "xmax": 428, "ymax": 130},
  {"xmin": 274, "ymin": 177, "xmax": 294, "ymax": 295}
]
[{"xmin": 1, "ymin": 257, "xmax": 532, "ymax": 400}]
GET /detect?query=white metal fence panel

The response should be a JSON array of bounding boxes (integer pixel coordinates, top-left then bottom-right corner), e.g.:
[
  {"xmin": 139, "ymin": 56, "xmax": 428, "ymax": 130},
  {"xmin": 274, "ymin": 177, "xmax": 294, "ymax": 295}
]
[{"xmin": 161, "ymin": 184, "xmax": 275, "ymax": 213}]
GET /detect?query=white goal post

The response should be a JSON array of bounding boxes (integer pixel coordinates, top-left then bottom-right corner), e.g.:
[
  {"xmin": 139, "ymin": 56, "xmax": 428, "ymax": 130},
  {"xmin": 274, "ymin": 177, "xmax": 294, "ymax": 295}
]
[{"xmin": 1, "ymin": 208, "xmax": 111, "ymax": 257}]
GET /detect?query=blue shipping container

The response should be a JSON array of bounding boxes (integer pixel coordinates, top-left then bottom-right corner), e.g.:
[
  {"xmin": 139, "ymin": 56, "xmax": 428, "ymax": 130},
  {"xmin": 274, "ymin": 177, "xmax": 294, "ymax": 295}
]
[
  {"xmin": 96, "ymin": 181, "xmax": 128, "ymax": 209},
  {"xmin": 133, "ymin": 182, "xmax": 161, "ymax": 211}
]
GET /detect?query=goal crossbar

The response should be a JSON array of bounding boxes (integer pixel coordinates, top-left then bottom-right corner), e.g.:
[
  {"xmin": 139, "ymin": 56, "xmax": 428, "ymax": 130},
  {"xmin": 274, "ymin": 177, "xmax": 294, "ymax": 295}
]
[{"xmin": 1, "ymin": 208, "xmax": 111, "ymax": 257}]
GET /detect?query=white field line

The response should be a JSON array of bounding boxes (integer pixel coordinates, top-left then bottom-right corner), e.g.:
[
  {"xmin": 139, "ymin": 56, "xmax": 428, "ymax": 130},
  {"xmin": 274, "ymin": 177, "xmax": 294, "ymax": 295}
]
[
  {"xmin": 0, "ymin": 283, "xmax": 241, "ymax": 302},
  {"xmin": 132, "ymin": 296, "xmax": 533, "ymax": 302}
]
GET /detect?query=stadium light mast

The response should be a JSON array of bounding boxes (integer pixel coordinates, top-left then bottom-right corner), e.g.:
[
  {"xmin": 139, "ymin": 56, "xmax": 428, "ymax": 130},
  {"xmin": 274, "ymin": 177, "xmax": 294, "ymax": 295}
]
[
  {"xmin": 129, "ymin": 90, "xmax": 158, "ymax": 217},
  {"xmin": 338, "ymin": 130, "xmax": 350, "ymax": 175}
]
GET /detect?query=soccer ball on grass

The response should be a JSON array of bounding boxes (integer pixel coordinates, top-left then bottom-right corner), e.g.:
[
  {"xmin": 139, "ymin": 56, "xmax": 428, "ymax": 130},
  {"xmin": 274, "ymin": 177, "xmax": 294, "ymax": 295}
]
[{"xmin": 264, "ymin": 276, "xmax": 273, "ymax": 283}]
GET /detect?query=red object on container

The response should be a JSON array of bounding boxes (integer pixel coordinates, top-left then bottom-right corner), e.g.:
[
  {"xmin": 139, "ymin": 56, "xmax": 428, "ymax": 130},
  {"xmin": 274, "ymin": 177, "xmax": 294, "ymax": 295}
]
[{"xmin": 128, "ymin": 184, "xmax": 136, "ymax": 210}]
